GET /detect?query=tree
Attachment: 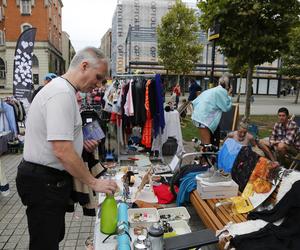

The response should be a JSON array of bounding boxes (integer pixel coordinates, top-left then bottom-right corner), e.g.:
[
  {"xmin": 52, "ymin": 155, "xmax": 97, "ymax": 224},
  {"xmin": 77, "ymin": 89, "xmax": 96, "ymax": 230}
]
[
  {"xmin": 227, "ymin": 57, "xmax": 248, "ymax": 103},
  {"xmin": 157, "ymin": 0, "xmax": 203, "ymax": 85},
  {"xmin": 198, "ymin": 0, "xmax": 300, "ymax": 120},
  {"xmin": 279, "ymin": 26, "xmax": 300, "ymax": 104}
]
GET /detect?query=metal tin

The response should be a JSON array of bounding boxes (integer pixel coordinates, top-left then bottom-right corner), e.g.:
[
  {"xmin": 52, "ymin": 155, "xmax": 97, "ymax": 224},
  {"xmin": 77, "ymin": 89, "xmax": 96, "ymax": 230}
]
[
  {"xmin": 133, "ymin": 235, "xmax": 151, "ymax": 250},
  {"xmin": 148, "ymin": 223, "xmax": 164, "ymax": 250}
]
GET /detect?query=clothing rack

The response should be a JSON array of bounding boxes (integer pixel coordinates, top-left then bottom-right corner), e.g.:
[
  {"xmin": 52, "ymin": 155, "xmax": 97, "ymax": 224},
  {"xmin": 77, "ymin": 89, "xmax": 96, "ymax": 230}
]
[
  {"xmin": 111, "ymin": 74, "xmax": 164, "ymax": 164},
  {"xmin": 114, "ymin": 74, "xmax": 156, "ymax": 79}
]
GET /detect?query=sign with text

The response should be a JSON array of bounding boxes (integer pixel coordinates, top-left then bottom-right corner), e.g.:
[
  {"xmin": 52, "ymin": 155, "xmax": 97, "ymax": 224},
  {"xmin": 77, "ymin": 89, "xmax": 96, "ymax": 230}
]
[{"xmin": 13, "ymin": 27, "xmax": 37, "ymax": 102}]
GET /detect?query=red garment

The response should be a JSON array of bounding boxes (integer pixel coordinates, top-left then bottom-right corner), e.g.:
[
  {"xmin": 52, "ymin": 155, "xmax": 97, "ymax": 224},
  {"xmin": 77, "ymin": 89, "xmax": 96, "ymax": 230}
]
[
  {"xmin": 141, "ymin": 80, "xmax": 152, "ymax": 148},
  {"xmin": 153, "ymin": 184, "xmax": 178, "ymax": 204},
  {"xmin": 173, "ymin": 86, "xmax": 181, "ymax": 96},
  {"xmin": 110, "ymin": 112, "xmax": 117, "ymax": 123}
]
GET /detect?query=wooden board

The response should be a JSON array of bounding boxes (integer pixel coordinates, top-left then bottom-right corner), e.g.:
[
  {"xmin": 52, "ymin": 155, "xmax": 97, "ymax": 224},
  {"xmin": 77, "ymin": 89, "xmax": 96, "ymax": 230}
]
[{"xmin": 219, "ymin": 104, "xmax": 239, "ymax": 133}]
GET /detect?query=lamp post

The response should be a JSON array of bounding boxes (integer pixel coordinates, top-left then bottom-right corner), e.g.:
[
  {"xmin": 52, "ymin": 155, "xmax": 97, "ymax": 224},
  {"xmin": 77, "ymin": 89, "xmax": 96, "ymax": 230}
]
[{"xmin": 208, "ymin": 23, "xmax": 220, "ymax": 87}]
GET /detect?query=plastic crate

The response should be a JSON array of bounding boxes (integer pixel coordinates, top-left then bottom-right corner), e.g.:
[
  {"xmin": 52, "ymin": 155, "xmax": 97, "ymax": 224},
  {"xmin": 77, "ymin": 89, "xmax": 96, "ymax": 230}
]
[
  {"xmin": 169, "ymin": 220, "xmax": 191, "ymax": 235},
  {"xmin": 128, "ymin": 208, "xmax": 159, "ymax": 228},
  {"xmin": 158, "ymin": 207, "xmax": 191, "ymax": 223}
]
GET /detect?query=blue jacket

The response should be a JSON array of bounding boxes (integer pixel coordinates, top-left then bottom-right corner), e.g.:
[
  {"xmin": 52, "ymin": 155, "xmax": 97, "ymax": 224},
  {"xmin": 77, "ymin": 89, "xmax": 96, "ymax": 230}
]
[{"xmin": 191, "ymin": 85, "xmax": 232, "ymax": 133}]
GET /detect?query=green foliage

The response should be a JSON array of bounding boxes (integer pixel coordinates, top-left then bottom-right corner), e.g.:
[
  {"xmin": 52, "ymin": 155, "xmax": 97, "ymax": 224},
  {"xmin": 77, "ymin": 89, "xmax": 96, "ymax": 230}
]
[
  {"xmin": 227, "ymin": 57, "xmax": 248, "ymax": 76},
  {"xmin": 157, "ymin": 0, "xmax": 203, "ymax": 75},
  {"xmin": 198, "ymin": 0, "xmax": 300, "ymax": 67},
  {"xmin": 198, "ymin": 0, "xmax": 300, "ymax": 118},
  {"xmin": 280, "ymin": 26, "xmax": 300, "ymax": 78}
]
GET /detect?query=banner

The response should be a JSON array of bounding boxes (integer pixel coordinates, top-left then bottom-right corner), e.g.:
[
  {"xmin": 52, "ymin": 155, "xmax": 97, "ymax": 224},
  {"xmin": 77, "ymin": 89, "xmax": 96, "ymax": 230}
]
[{"xmin": 13, "ymin": 27, "xmax": 37, "ymax": 102}]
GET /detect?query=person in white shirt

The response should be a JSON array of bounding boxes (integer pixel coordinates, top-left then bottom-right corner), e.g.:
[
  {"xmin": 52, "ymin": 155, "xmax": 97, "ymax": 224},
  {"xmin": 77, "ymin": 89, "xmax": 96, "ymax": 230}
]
[{"xmin": 16, "ymin": 47, "xmax": 117, "ymax": 250}]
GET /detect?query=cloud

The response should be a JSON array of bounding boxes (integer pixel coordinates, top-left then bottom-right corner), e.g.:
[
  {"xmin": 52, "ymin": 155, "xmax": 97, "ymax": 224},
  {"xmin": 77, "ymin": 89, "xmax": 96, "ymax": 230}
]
[{"xmin": 62, "ymin": 0, "xmax": 118, "ymax": 51}]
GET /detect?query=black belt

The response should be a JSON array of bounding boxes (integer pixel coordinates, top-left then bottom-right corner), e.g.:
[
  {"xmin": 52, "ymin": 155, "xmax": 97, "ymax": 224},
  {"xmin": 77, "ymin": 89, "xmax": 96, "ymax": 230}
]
[{"xmin": 19, "ymin": 159, "xmax": 70, "ymax": 178}]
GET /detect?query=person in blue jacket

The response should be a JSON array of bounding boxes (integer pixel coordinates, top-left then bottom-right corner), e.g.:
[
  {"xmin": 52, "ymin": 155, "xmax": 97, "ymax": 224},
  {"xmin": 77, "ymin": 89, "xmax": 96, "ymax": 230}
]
[{"xmin": 191, "ymin": 75, "xmax": 232, "ymax": 145}]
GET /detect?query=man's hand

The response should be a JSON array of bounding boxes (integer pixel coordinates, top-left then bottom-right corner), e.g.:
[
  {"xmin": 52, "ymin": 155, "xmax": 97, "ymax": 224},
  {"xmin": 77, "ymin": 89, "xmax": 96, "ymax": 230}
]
[
  {"xmin": 104, "ymin": 162, "xmax": 116, "ymax": 169},
  {"xmin": 84, "ymin": 139, "xmax": 99, "ymax": 153},
  {"xmin": 93, "ymin": 179, "xmax": 118, "ymax": 195}
]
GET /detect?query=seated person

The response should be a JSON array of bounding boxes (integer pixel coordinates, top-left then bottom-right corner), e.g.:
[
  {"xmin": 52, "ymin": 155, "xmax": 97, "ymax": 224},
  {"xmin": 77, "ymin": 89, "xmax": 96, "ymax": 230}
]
[
  {"xmin": 262, "ymin": 107, "xmax": 300, "ymax": 164},
  {"xmin": 227, "ymin": 122, "xmax": 276, "ymax": 161}
]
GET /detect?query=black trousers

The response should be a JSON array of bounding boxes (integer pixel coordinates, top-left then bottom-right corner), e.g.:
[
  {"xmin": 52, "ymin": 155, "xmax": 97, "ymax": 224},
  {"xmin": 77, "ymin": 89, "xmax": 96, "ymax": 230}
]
[{"xmin": 16, "ymin": 160, "xmax": 72, "ymax": 250}]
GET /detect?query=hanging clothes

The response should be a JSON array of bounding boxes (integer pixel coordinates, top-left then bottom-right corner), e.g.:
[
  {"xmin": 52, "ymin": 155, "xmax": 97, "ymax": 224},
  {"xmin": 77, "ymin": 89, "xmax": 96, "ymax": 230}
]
[
  {"xmin": 124, "ymin": 80, "xmax": 134, "ymax": 117},
  {"xmin": 2, "ymin": 102, "xmax": 18, "ymax": 136},
  {"xmin": 152, "ymin": 110, "xmax": 184, "ymax": 155},
  {"xmin": 141, "ymin": 80, "xmax": 152, "ymax": 149},
  {"xmin": 148, "ymin": 78, "xmax": 157, "ymax": 118},
  {"xmin": 0, "ymin": 102, "xmax": 10, "ymax": 133},
  {"xmin": 132, "ymin": 77, "xmax": 146, "ymax": 127},
  {"xmin": 153, "ymin": 74, "xmax": 165, "ymax": 138}
]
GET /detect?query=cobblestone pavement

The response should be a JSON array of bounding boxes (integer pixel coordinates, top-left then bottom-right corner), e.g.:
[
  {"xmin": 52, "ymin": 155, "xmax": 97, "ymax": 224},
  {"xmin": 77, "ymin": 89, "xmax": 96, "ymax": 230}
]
[
  {"xmin": 0, "ymin": 154, "xmax": 95, "ymax": 250},
  {"xmin": 0, "ymin": 144, "xmax": 217, "ymax": 250}
]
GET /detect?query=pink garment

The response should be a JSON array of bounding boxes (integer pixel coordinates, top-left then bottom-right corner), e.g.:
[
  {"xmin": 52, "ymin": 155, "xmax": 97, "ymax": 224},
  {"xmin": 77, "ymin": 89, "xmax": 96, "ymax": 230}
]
[{"xmin": 124, "ymin": 80, "xmax": 134, "ymax": 116}]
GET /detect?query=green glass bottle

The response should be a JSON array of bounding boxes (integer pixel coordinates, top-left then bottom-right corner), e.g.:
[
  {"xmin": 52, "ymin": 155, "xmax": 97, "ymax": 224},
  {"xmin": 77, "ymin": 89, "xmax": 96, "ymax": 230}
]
[{"xmin": 100, "ymin": 194, "xmax": 118, "ymax": 234}]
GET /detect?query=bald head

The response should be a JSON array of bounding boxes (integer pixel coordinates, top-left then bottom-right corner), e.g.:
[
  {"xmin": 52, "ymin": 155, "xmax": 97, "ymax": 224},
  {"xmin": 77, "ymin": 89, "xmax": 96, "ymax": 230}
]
[
  {"xmin": 63, "ymin": 46, "xmax": 109, "ymax": 93},
  {"xmin": 69, "ymin": 47, "xmax": 107, "ymax": 69}
]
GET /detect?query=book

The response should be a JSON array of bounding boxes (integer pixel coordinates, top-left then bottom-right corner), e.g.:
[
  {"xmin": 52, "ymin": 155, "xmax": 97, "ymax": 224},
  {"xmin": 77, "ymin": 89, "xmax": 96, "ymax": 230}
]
[{"xmin": 82, "ymin": 120, "xmax": 105, "ymax": 141}]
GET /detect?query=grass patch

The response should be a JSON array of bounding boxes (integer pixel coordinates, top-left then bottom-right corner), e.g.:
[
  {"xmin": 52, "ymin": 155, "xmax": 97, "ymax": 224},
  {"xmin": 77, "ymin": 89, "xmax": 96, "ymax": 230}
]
[
  {"xmin": 181, "ymin": 117, "xmax": 199, "ymax": 141},
  {"xmin": 244, "ymin": 115, "xmax": 276, "ymax": 139},
  {"xmin": 181, "ymin": 115, "xmax": 277, "ymax": 141},
  {"xmin": 246, "ymin": 115, "xmax": 277, "ymax": 128}
]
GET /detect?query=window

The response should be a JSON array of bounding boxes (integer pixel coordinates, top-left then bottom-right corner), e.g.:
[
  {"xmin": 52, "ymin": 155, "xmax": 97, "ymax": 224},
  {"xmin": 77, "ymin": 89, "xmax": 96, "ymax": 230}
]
[
  {"xmin": 53, "ymin": 15, "xmax": 56, "ymax": 27},
  {"xmin": 21, "ymin": 23, "xmax": 32, "ymax": 33},
  {"xmin": 48, "ymin": 4, "xmax": 52, "ymax": 19},
  {"xmin": 0, "ymin": 31, "xmax": 5, "ymax": 45},
  {"xmin": 0, "ymin": 6, "xmax": 5, "ymax": 21},
  {"xmin": 0, "ymin": 57, "xmax": 6, "ymax": 79},
  {"xmin": 20, "ymin": 0, "xmax": 31, "ymax": 15}
]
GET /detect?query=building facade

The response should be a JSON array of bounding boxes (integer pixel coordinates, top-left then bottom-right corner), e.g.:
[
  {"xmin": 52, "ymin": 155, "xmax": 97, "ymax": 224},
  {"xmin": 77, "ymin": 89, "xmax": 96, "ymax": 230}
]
[
  {"xmin": 110, "ymin": 0, "xmax": 281, "ymax": 95},
  {"xmin": 100, "ymin": 28, "xmax": 112, "ymax": 60},
  {"xmin": 62, "ymin": 31, "xmax": 75, "ymax": 71},
  {"xmin": 100, "ymin": 28, "xmax": 112, "ymax": 75},
  {"xmin": 111, "ymin": 0, "xmax": 176, "ymax": 76},
  {"xmin": 0, "ymin": 0, "xmax": 64, "ymax": 91}
]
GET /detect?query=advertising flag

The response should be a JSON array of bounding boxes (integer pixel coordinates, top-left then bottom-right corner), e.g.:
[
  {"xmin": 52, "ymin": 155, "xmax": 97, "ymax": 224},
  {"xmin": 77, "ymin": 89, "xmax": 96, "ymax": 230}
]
[{"xmin": 12, "ymin": 27, "xmax": 37, "ymax": 102}]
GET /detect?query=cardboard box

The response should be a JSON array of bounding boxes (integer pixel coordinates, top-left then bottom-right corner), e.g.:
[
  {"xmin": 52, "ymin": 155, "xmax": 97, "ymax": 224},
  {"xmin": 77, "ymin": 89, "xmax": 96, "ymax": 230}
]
[{"xmin": 196, "ymin": 179, "xmax": 239, "ymax": 200}]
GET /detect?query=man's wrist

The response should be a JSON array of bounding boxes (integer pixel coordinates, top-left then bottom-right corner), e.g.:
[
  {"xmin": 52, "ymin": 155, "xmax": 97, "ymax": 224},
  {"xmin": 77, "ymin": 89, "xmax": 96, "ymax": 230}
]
[{"xmin": 88, "ymin": 178, "xmax": 97, "ymax": 190}]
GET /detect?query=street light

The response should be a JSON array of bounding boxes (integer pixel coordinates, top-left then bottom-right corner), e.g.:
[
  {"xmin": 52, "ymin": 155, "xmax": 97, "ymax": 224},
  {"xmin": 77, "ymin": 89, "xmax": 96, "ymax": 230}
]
[{"xmin": 208, "ymin": 23, "xmax": 220, "ymax": 87}]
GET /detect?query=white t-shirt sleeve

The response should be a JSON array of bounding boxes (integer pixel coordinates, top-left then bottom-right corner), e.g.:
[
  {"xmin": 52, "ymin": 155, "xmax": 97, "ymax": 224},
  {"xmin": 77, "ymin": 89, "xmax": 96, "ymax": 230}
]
[{"xmin": 46, "ymin": 92, "xmax": 75, "ymax": 141}]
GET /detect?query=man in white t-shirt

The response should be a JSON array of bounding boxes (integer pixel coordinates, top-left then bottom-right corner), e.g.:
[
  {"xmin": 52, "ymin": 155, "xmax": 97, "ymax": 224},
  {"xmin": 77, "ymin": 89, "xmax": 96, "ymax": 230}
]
[{"xmin": 16, "ymin": 47, "xmax": 117, "ymax": 250}]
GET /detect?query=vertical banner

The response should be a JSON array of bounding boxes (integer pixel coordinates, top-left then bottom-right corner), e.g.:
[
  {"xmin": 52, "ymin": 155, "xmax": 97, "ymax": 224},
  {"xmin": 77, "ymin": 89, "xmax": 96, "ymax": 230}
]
[{"xmin": 13, "ymin": 27, "xmax": 37, "ymax": 102}]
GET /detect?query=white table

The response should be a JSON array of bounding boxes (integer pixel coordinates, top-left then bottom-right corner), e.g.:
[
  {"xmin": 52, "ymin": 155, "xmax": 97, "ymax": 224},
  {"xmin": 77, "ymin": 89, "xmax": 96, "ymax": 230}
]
[{"xmin": 93, "ymin": 168, "xmax": 153, "ymax": 250}]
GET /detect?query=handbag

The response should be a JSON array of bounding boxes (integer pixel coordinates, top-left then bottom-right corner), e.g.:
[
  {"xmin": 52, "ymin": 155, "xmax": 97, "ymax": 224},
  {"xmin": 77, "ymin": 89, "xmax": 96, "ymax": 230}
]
[{"xmin": 162, "ymin": 137, "xmax": 178, "ymax": 156}]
